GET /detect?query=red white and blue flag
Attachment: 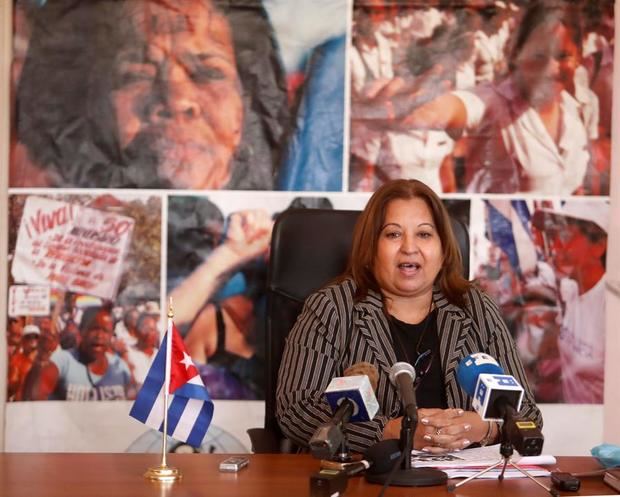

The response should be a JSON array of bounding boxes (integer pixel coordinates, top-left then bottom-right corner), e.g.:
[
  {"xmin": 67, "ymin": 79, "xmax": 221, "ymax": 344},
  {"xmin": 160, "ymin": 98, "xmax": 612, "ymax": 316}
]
[
  {"xmin": 129, "ymin": 320, "xmax": 213, "ymax": 448},
  {"xmin": 485, "ymin": 199, "xmax": 538, "ymax": 275}
]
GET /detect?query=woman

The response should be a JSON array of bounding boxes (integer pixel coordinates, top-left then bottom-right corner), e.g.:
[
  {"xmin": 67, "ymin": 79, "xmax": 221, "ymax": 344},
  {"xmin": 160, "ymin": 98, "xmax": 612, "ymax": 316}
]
[
  {"xmin": 13, "ymin": 0, "xmax": 288, "ymax": 189},
  {"xmin": 167, "ymin": 196, "xmax": 272, "ymax": 399},
  {"xmin": 276, "ymin": 179, "xmax": 541, "ymax": 453},
  {"xmin": 365, "ymin": 2, "xmax": 592, "ymax": 195}
]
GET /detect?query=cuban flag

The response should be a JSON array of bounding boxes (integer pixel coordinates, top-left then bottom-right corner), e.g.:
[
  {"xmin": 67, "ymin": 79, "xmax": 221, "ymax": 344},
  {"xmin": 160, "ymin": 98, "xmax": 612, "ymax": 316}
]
[
  {"xmin": 129, "ymin": 320, "xmax": 213, "ymax": 448},
  {"xmin": 485, "ymin": 199, "xmax": 538, "ymax": 275}
]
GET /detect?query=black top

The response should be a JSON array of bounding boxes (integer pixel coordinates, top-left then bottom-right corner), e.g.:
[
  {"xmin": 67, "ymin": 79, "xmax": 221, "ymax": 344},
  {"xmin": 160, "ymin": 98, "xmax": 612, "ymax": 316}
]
[{"xmin": 389, "ymin": 309, "xmax": 447, "ymax": 409}]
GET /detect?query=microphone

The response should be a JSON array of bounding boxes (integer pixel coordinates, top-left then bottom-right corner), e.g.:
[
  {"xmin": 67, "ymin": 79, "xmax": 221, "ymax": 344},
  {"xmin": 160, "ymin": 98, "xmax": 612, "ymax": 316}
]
[
  {"xmin": 456, "ymin": 353, "xmax": 504, "ymax": 400},
  {"xmin": 324, "ymin": 362, "xmax": 379, "ymax": 423},
  {"xmin": 309, "ymin": 363, "xmax": 380, "ymax": 459},
  {"xmin": 456, "ymin": 353, "xmax": 544, "ymax": 456},
  {"xmin": 456, "ymin": 353, "xmax": 521, "ymax": 420},
  {"xmin": 320, "ymin": 439, "xmax": 401, "ymax": 476},
  {"xmin": 389, "ymin": 362, "xmax": 417, "ymax": 423},
  {"xmin": 365, "ymin": 439, "xmax": 402, "ymax": 475}
]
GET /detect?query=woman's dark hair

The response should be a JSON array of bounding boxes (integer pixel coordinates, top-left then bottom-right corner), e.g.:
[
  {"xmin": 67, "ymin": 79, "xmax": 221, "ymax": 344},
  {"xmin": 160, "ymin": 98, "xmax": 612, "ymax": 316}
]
[
  {"xmin": 406, "ymin": 26, "xmax": 450, "ymax": 78},
  {"xmin": 344, "ymin": 179, "xmax": 470, "ymax": 307},
  {"xmin": 167, "ymin": 196, "xmax": 225, "ymax": 291},
  {"xmin": 16, "ymin": 0, "xmax": 289, "ymax": 189},
  {"xmin": 508, "ymin": 1, "xmax": 582, "ymax": 70},
  {"xmin": 214, "ymin": 0, "xmax": 289, "ymax": 189}
]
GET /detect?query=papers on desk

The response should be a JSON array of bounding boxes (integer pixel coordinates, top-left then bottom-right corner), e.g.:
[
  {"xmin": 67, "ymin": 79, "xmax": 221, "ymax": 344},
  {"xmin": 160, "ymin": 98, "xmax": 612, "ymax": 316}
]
[{"xmin": 410, "ymin": 444, "xmax": 556, "ymax": 479}]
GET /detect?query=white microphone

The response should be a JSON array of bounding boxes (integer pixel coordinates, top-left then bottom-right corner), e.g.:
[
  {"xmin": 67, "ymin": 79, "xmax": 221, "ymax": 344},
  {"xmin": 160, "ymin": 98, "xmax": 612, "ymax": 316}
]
[
  {"xmin": 455, "ymin": 353, "xmax": 544, "ymax": 455},
  {"xmin": 309, "ymin": 363, "xmax": 380, "ymax": 459},
  {"xmin": 456, "ymin": 353, "xmax": 523, "ymax": 421},
  {"xmin": 389, "ymin": 362, "xmax": 417, "ymax": 422},
  {"xmin": 324, "ymin": 373, "xmax": 379, "ymax": 424}
]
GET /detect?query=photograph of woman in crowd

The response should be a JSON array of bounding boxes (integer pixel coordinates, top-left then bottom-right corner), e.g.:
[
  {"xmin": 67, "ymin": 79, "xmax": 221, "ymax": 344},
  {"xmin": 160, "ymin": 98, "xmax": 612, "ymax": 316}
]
[{"xmin": 350, "ymin": 0, "xmax": 612, "ymax": 195}]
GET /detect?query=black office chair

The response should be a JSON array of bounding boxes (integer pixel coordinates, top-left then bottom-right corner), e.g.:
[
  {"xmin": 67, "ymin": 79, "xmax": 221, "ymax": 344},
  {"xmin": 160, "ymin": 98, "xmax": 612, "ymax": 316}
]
[{"xmin": 247, "ymin": 208, "xmax": 470, "ymax": 453}]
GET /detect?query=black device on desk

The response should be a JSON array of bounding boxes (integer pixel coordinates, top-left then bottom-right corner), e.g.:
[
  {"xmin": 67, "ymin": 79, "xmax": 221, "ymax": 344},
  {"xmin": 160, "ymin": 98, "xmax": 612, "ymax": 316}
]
[
  {"xmin": 310, "ymin": 469, "xmax": 348, "ymax": 497},
  {"xmin": 550, "ymin": 471, "xmax": 581, "ymax": 491}
]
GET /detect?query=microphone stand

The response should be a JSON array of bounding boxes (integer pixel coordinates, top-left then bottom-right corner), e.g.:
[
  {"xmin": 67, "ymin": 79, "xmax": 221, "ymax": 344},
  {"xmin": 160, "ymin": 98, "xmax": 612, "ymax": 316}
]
[
  {"xmin": 399, "ymin": 413, "xmax": 414, "ymax": 470},
  {"xmin": 366, "ymin": 414, "xmax": 447, "ymax": 488},
  {"xmin": 334, "ymin": 433, "xmax": 353, "ymax": 463},
  {"xmin": 310, "ymin": 399, "xmax": 356, "ymax": 462},
  {"xmin": 447, "ymin": 422, "xmax": 559, "ymax": 496}
]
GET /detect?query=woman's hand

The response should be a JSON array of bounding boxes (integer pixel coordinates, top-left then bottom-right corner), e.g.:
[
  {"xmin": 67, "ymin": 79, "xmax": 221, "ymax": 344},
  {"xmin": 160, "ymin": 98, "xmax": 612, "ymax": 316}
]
[
  {"xmin": 218, "ymin": 210, "xmax": 273, "ymax": 266},
  {"xmin": 418, "ymin": 408, "xmax": 490, "ymax": 453},
  {"xmin": 382, "ymin": 409, "xmax": 492, "ymax": 454}
]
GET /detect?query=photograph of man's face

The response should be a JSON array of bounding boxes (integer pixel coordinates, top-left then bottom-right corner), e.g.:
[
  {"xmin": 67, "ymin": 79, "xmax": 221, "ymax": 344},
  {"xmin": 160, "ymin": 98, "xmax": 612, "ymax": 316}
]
[
  {"xmin": 111, "ymin": 0, "xmax": 243, "ymax": 189},
  {"xmin": 80, "ymin": 310, "xmax": 114, "ymax": 363}
]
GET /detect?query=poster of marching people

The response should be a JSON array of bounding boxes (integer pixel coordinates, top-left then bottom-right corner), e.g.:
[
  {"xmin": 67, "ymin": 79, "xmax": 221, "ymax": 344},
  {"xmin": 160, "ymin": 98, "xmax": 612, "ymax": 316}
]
[{"xmin": 349, "ymin": 0, "xmax": 613, "ymax": 195}]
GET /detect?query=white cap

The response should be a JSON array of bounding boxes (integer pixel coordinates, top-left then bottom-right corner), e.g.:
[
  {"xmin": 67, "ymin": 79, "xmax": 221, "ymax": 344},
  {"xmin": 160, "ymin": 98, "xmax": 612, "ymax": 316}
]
[
  {"xmin": 560, "ymin": 201, "xmax": 608, "ymax": 232},
  {"xmin": 144, "ymin": 301, "xmax": 161, "ymax": 315},
  {"xmin": 23, "ymin": 324, "xmax": 41, "ymax": 336},
  {"xmin": 534, "ymin": 201, "xmax": 608, "ymax": 233}
]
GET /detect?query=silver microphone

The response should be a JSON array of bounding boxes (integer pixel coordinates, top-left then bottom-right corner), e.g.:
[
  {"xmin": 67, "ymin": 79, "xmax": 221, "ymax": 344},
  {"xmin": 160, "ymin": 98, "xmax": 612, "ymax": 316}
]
[{"xmin": 389, "ymin": 362, "xmax": 417, "ymax": 422}]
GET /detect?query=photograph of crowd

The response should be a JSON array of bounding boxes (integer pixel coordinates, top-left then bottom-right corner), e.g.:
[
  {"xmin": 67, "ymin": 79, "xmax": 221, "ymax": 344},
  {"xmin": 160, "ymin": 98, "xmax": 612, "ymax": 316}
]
[
  {"xmin": 471, "ymin": 198, "xmax": 608, "ymax": 403},
  {"xmin": 6, "ymin": 193, "xmax": 161, "ymax": 401},
  {"xmin": 349, "ymin": 0, "xmax": 613, "ymax": 195}
]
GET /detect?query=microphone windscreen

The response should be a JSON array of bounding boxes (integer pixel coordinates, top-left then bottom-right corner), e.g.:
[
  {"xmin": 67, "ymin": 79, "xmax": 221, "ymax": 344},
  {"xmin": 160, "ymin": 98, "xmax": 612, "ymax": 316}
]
[
  {"xmin": 388, "ymin": 361, "xmax": 415, "ymax": 384},
  {"xmin": 364, "ymin": 439, "xmax": 401, "ymax": 475},
  {"xmin": 456, "ymin": 353, "xmax": 504, "ymax": 397},
  {"xmin": 344, "ymin": 362, "xmax": 379, "ymax": 391}
]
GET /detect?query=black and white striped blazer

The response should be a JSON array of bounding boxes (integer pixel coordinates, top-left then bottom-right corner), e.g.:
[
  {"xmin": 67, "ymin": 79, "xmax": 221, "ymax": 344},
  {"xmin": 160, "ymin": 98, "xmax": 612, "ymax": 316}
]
[{"xmin": 276, "ymin": 277, "xmax": 542, "ymax": 452}]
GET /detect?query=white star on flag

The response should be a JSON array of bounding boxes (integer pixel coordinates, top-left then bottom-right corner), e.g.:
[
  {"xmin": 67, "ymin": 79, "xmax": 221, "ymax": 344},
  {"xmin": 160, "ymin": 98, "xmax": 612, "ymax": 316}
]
[{"xmin": 180, "ymin": 351, "xmax": 194, "ymax": 370}]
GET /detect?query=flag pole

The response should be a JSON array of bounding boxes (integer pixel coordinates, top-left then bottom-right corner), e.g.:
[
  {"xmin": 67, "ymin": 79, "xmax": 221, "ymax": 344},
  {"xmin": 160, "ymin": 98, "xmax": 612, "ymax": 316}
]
[{"xmin": 144, "ymin": 298, "xmax": 181, "ymax": 482}]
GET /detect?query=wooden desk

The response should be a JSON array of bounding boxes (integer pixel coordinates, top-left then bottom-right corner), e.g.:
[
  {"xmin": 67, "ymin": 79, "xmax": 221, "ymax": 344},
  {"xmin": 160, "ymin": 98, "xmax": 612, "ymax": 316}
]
[{"xmin": 0, "ymin": 453, "xmax": 616, "ymax": 497}]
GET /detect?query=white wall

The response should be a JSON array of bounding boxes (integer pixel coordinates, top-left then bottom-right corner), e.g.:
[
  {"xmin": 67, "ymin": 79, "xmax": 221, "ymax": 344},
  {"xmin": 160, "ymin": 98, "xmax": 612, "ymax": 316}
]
[
  {"xmin": 539, "ymin": 405, "xmax": 603, "ymax": 456},
  {"xmin": 4, "ymin": 400, "xmax": 263, "ymax": 453}
]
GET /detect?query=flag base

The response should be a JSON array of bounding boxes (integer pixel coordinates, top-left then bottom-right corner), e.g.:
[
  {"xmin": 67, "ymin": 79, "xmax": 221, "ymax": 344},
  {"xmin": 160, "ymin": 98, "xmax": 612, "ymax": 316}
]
[{"xmin": 144, "ymin": 464, "xmax": 182, "ymax": 482}]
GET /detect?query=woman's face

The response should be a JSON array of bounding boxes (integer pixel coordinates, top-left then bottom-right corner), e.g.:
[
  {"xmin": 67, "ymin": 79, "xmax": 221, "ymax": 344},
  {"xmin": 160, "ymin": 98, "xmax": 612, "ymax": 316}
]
[
  {"xmin": 111, "ymin": 0, "xmax": 243, "ymax": 189},
  {"xmin": 546, "ymin": 221, "xmax": 605, "ymax": 282},
  {"xmin": 514, "ymin": 21, "xmax": 579, "ymax": 104},
  {"xmin": 373, "ymin": 198, "xmax": 443, "ymax": 302}
]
